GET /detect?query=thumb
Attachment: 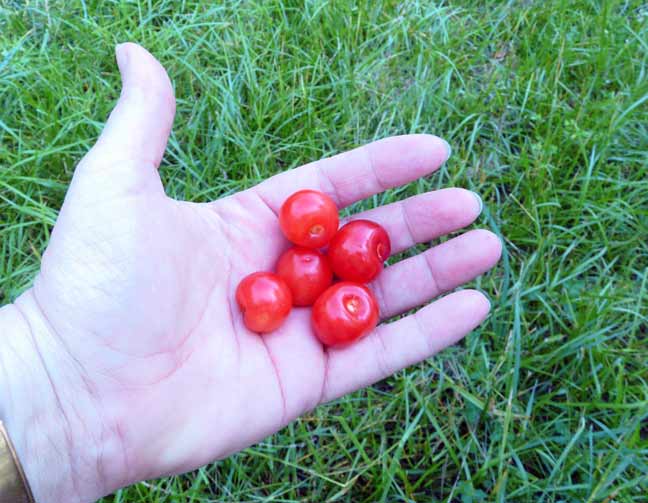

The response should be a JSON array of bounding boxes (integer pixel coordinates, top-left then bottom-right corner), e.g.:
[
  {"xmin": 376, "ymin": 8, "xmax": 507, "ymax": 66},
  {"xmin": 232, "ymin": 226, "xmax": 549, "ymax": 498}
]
[{"xmin": 82, "ymin": 43, "xmax": 176, "ymax": 171}]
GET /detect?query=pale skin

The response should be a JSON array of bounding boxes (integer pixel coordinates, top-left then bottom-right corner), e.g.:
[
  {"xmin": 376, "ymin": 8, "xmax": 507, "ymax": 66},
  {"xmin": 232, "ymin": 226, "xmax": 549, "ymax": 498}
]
[{"xmin": 0, "ymin": 44, "xmax": 502, "ymax": 502}]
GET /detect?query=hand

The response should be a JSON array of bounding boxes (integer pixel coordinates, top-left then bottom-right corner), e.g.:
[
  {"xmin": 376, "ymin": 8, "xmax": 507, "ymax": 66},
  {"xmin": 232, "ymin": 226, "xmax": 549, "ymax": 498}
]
[{"xmin": 0, "ymin": 44, "xmax": 501, "ymax": 503}]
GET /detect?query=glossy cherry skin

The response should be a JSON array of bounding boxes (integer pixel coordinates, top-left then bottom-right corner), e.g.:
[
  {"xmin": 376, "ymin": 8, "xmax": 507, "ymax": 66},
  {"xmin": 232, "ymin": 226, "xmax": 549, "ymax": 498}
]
[
  {"xmin": 279, "ymin": 189, "xmax": 339, "ymax": 248},
  {"xmin": 327, "ymin": 220, "xmax": 391, "ymax": 283},
  {"xmin": 311, "ymin": 282, "xmax": 379, "ymax": 347},
  {"xmin": 235, "ymin": 272, "xmax": 292, "ymax": 333},
  {"xmin": 276, "ymin": 247, "xmax": 333, "ymax": 306}
]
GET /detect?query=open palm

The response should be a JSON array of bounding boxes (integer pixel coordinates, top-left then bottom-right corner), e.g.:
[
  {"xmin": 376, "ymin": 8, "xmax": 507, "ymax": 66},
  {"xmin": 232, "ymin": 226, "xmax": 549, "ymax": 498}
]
[{"xmin": 11, "ymin": 44, "xmax": 501, "ymax": 502}]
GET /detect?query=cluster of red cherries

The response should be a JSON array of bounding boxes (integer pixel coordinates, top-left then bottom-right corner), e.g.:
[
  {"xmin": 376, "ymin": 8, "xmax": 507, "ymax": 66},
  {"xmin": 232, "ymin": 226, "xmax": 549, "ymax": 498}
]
[{"xmin": 236, "ymin": 189, "xmax": 391, "ymax": 347}]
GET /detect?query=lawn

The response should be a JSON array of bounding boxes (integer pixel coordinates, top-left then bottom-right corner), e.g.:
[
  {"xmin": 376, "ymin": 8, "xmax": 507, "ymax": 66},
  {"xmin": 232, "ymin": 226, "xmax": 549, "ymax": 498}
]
[{"xmin": 1, "ymin": 0, "xmax": 647, "ymax": 501}]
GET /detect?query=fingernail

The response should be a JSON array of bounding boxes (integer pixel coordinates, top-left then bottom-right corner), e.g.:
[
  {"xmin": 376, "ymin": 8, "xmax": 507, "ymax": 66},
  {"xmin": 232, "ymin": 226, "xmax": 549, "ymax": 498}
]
[
  {"xmin": 471, "ymin": 191, "xmax": 483, "ymax": 214},
  {"xmin": 115, "ymin": 43, "xmax": 129, "ymax": 71},
  {"xmin": 441, "ymin": 138, "xmax": 452, "ymax": 161}
]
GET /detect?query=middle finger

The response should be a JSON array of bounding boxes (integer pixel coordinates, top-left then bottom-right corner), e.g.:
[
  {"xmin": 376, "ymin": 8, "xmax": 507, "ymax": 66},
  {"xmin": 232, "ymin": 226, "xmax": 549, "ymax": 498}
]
[{"xmin": 342, "ymin": 187, "xmax": 483, "ymax": 255}]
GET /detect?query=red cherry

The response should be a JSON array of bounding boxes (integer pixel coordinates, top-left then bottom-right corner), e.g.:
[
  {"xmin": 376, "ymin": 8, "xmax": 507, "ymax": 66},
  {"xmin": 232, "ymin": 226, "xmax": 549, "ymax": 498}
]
[
  {"xmin": 279, "ymin": 190, "xmax": 339, "ymax": 248},
  {"xmin": 276, "ymin": 247, "xmax": 333, "ymax": 306},
  {"xmin": 311, "ymin": 282, "xmax": 379, "ymax": 347},
  {"xmin": 327, "ymin": 220, "xmax": 391, "ymax": 283},
  {"xmin": 235, "ymin": 272, "xmax": 292, "ymax": 333}
]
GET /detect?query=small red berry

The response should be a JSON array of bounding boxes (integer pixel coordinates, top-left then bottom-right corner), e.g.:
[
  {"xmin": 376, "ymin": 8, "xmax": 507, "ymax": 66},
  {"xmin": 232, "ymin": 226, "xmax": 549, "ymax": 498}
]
[
  {"xmin": 236, "ymin": 272, "xmax": 292, "ymax": 333},
  {"xmin": 311, "ymin": 282, "xmax": 379, "ymax": 347},
  {"xmin": 327, "ymin": 220, "xmax": 391, "ymax": 283},
  {"xmin": 276, "ymin": 247, "xmax": 333, "ymax": 306},
  {"xmin": 279, "ymin": 189, "xmax": 339, "ymax": 248}
]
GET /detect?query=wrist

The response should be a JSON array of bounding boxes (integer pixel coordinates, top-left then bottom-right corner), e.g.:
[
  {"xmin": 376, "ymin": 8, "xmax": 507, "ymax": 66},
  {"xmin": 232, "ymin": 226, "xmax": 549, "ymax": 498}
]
[{"xmin": 0, "ymin": 291, "xmax": 106, "ymax": 503}]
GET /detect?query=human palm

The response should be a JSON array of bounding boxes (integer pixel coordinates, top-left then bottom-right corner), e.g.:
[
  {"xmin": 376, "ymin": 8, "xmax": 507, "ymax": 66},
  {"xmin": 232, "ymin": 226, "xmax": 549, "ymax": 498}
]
[{"xmin": 8, "ymin": 44, "xmax": 501, "ymax": 502}]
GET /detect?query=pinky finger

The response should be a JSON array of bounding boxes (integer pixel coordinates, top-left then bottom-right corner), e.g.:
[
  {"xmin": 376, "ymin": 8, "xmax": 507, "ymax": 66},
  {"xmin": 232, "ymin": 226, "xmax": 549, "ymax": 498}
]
[{"xmin": 320, "ymin": 290, "xmax": 490, "ymax": 403}]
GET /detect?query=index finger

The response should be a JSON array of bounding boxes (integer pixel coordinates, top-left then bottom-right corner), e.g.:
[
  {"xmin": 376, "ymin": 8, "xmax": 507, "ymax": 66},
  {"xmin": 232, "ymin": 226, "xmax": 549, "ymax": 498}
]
[{"xmin": 253, "ymin": 134, "xmax": 451, "ymax": 212}]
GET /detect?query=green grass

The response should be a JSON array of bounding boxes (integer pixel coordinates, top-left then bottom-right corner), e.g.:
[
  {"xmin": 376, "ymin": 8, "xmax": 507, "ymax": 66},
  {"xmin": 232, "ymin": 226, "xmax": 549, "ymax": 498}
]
[{"xmin": 2, "ymin": 0, "xmax": 647, "ymax": 501}]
